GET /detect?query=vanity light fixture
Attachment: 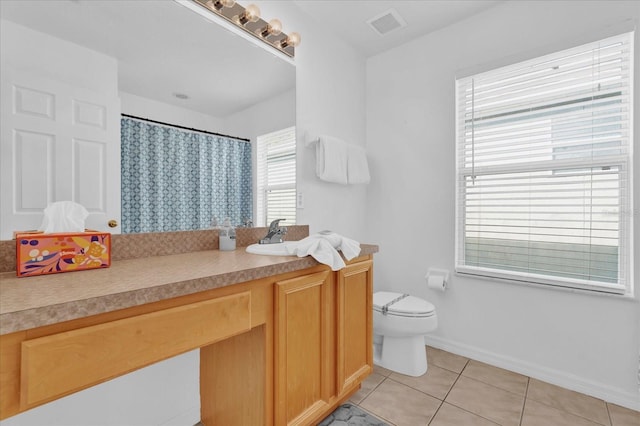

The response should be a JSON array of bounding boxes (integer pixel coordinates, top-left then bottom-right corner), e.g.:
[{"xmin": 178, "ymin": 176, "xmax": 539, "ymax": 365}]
[
  {"xmin": 237, "ymin": 3, "xmax": 260, "ymax": 25},
  {"xmin": 261, "ymin": 18, "xmax": 282, "ymax": 37},
  {"xmin": 205, "ymin": 0, "xmax": 235, "ymax": 10},
  {"xmin": 280, "ymin": 32, "xmax": 301, "ymax": 48},
  {"xmin": 193, "ymin": 0, "xmax": 300, "ymax": 57}
]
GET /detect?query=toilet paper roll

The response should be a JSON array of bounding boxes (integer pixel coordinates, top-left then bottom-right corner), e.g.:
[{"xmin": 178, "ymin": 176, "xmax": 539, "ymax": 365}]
[{"xmin": 427, "ymin": 275, "xmax": 447, "ymax": 292}]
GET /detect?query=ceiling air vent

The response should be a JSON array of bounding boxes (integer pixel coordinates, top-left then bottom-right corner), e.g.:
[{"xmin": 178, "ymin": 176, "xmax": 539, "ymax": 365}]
[{"xmin": 366, "ymin": 9, "xmax": 407, "ymax": 36}]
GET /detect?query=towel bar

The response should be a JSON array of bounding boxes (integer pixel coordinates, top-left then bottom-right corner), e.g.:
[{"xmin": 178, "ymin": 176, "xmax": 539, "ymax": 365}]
[{"xmin": 304, "ymin": 131, "xmax": 319, "ymax": 147}]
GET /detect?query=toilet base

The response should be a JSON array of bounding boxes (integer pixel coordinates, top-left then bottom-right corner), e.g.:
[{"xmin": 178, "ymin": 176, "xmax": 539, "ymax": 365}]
[{"xmin": 374, "ymin": 335, "xmax": 427, "ymax": 377}]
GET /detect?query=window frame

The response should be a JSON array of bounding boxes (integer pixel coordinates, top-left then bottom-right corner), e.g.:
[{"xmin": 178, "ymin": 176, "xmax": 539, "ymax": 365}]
[
  {"xmin": 256, "ymin": 126, "xmax": 297, "ymax": 228},
  {"xmin": 454, "ymin": 32, "xmax": 634, "ymax": 296}
]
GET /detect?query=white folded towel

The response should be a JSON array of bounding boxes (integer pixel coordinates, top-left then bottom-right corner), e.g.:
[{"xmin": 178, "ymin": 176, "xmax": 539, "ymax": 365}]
[
  {"xmin": 316, "ymin": 135, "xmax": 348, "ymax": 184},
  {"xmin": 347, "ymin": 144, "xmax": 370, "ymax": 184},
  {"xmin": 286, "ymin": 231, "xmax": 361, "ymax": 271}
]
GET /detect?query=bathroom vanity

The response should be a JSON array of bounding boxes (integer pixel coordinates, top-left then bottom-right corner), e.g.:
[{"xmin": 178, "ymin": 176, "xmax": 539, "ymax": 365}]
[{"xmin": 0, "ymin": 243, "xmax": 377, "ymax": 425}]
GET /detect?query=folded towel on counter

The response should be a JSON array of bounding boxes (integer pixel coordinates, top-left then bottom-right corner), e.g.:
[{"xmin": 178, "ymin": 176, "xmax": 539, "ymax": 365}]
[
  {"xmin": 286, "ymin": 231, "xmax": 361, "ymax": 270},
  {"xmin": 347, "ymin": 144, "xmax": 370, "ymax": 184},
  {"xmin": 316, "ymin": 135, "xmax": 348, "ymax": 184}
]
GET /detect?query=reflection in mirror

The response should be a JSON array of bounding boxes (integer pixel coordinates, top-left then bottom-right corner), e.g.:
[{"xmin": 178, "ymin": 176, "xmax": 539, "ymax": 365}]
[
  {"xmin": 0, "ymin": 0, "xmax": 295, "ymax": 238},
  {"xmin": 120, "ymin": 116, "xmax": 253, "ymax": 233}
]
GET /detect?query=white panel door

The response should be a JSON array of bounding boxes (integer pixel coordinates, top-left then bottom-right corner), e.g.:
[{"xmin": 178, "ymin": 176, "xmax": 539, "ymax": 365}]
[{"xmin": 0, "ymin": 67, "xmax": 121, "ymax": 239}]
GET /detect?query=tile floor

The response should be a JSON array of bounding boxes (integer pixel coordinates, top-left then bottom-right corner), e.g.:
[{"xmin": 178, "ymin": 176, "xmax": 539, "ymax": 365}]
[{"xmin": 347, "ymin": 346, "xmax": 640, "ymax": 426}]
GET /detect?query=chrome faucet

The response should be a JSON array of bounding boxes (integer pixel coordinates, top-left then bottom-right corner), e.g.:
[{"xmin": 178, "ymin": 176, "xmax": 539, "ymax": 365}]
[{"xmin": 259, "ymin": 219, "xmax": 287, "ymax": 244}]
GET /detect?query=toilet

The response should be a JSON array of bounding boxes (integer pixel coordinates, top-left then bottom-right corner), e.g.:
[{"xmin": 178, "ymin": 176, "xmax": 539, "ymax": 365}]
[{"xmin": 373, "ymin": 291, "xmax": 437, "ymax": 377}]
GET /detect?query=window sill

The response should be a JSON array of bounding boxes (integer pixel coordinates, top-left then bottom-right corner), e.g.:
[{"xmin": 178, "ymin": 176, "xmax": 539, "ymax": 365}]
[{"xmin": 454, "ymin": 270, "xmax": 637, "ymax": 301}]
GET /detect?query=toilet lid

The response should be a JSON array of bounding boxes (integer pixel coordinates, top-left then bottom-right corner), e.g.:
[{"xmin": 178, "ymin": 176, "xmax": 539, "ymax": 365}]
[{"xmin": 373, "ymin": 291, "xmax": 435, "ymax": 317}]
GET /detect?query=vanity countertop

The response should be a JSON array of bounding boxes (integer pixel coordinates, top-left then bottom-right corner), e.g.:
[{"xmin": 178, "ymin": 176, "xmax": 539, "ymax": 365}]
[{"xmin": 0, "ymin": 244, "xmax": 378, "ymax": 335}]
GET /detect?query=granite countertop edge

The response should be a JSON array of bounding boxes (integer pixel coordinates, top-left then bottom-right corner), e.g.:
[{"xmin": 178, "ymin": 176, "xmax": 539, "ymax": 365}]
[{"xmin": 0, "ymin": 244, "xmax": 378, "ymax": 335}]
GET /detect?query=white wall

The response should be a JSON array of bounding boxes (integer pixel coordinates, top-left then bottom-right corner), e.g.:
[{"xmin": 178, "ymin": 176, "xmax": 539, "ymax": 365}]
[
  {"xmin": 120, "ymin": 92, "xmax": 225, "ymax": 133},
  {"xmin": 224, "ymin": 88, "xmax": 296, "ymax": 142},
  {"xmin": 294, "ymin": 13, "xmax": 368, "ymax": 241},
  {"xmin": 254, "ymin": 1, "xmax": 369, "ymax": 242},
  {"xmin": 366, "ymin": 0, "xmax": 640, "ymax": 410},
  {"xmin": 0, "ymin": 20, "xmax": 117, "ymax": 94}
]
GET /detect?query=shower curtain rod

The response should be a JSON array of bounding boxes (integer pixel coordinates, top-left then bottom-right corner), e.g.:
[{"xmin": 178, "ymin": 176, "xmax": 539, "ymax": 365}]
[{"xmin": 121, "ymin": 114, "xmax": 251, "ymax": 142}]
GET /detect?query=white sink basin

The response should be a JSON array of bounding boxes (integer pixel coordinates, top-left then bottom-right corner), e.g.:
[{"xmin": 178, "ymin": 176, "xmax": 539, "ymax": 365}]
[{"xmin": 245, "ymin": 241, "xmax": 298, "ymax": 256}]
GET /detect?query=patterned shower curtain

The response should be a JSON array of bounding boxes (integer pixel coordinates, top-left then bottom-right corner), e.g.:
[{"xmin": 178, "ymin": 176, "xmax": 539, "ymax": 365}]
[{"xmin": 121, "ymin": 117, "xmax": 252, "ymax": 234}]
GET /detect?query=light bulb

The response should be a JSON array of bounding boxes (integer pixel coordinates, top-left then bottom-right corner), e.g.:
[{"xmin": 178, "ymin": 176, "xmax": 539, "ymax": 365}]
[
  {"xmin": 261, "ymin": 18, "xmax": 282, "ymax": 37},
  {"xmin": 268, "ymin": 19, "xmax": 282, "ymax": 36},
  {"xmin": 206, "ymin": 0, "xmax": 234, "ymax": 10},
  {"xmin": 239, "ymin": 4, "xmax": 261, "ymax": 25},
  {"xmin": 281, "ymin": 32, "xmax": 301, "ymax": 48}
]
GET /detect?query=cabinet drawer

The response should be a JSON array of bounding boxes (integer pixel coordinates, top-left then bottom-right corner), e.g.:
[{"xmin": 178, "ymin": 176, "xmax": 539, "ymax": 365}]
[{"xmin": 20, "ymin": 291, "xmax": 251, "ymax": 409}]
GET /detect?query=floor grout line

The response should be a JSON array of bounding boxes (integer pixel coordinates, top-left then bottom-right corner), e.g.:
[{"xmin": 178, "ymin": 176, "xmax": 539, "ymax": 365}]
[
  {"xmin": 427, "ymin": 399, "xmax": 445, "ymax": 425},
  {"xmin": 442, "ymin": 361, "xmax": 466, "ymax": 402},
  {"xmin": 454, "ymin": 373, "xmax": 529, "ymax": 399},
  {"xmin": 426, "ymin": 356, "xmax": 468, "ymax": 425},
  {"xmin": 355, "ymin": 375, "xmax": 387, "ymax": 406},
  {"xmin": 443, "ymin": 378, "xmax": 510, "ymax": 426},
  {"xmin": 605, "ymin": 402, "xmax": 614, "ymax": 426},
  {"xmin": 519, "ymin": 378, "xmax": 530, "ymax": 426},
  {"xmin": 439, "ymin": 400, "xmax": 504, "ymax": 425}
]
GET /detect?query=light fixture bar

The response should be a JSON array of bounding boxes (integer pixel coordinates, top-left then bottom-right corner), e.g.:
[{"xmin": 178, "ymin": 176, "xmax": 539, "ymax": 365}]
[{"xmin": 192, "ymin": 0, "xmax": 299, "ymax": 58}]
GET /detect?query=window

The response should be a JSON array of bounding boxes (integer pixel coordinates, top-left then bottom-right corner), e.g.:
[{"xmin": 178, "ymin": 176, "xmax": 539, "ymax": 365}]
[
  {"xmin": 455, "ymin": 32, "xmax": 633, "ymax": 295},
  {"xmin": 256, "ymin": 126, "xmax": 297, "ymax": 227}
]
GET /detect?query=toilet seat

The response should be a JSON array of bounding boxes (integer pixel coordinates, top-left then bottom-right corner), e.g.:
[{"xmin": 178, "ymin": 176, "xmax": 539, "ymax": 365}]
[{"xmin": 373, "ymin": 291, "xmax": 435, "ymax": 318}]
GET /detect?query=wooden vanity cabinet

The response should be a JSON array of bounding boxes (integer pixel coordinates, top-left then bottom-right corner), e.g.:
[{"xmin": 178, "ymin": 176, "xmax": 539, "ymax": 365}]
[
  {"xmin": 0, "ymin": 255, "xmax": 374, "ymax": 426},
  {"xmin": 274, "ymin": 258, "xmax": 373, "ymax": 426}
]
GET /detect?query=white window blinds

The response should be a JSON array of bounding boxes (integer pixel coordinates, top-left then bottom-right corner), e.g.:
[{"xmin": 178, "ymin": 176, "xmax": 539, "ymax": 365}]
[
  {"xmin": 256, "ymin": 126, "xmax": 297, "ymax": 227},
  {"xmin": 455, "ymin": 32, "xmax": 633, "ymax": 294}
]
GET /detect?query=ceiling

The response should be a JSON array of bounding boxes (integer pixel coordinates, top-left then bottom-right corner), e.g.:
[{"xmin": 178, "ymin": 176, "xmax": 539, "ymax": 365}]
[{"xmin": 292, "ymin": 0, "xmax": 504, "ymax": 57}]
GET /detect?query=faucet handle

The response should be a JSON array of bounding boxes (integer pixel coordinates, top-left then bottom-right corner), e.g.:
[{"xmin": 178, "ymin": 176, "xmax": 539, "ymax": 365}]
[{"xmin": 268, "ymin": 218, "xmax": 285, "ymax": 232}]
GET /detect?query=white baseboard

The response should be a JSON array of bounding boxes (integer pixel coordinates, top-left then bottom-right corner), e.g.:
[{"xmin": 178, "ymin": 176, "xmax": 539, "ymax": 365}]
[{"xmin": 425, "ymin": 335, "xmax": 640, "ymax": 412}]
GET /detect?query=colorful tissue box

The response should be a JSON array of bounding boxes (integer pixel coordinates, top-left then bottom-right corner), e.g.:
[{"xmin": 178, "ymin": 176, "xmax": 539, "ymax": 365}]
[{"xmin": 15, "ymin": 231, "xmax": 111, "ymax": 277}]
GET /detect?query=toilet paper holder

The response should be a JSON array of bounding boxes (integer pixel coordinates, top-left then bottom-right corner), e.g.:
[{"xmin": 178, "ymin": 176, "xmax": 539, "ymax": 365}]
[{"xmin": 426, "ymin": 268, "xmax": 450, "ymax": 287}]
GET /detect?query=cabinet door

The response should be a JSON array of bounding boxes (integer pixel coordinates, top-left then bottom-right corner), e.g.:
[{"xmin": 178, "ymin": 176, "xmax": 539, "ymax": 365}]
[
  {"xmin": 336, "ymin": 260, "xmax": 373, "ymax": 397},
  {"xmin": 275, "ymin": 270, "xmax": 332, "ymax": 426}
]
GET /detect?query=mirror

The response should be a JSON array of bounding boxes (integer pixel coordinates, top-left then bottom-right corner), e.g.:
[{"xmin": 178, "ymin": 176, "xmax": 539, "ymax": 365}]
[{"xmin": 0, "ymin": 0, "xmax": 296, "ymax": 235}]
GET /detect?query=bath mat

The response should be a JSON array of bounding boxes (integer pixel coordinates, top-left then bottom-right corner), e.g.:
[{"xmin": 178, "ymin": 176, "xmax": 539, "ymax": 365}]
[{"xmin": 317, "ymin": 403, "xmax": 389, "ymax": 426}]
